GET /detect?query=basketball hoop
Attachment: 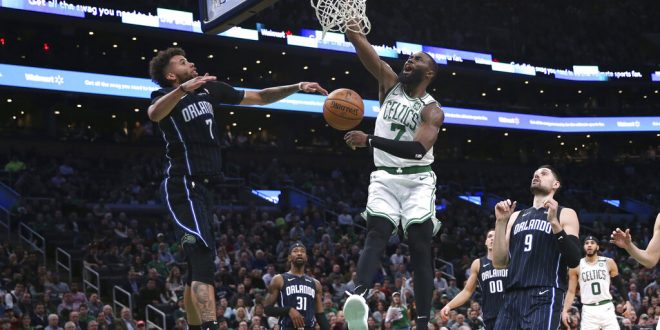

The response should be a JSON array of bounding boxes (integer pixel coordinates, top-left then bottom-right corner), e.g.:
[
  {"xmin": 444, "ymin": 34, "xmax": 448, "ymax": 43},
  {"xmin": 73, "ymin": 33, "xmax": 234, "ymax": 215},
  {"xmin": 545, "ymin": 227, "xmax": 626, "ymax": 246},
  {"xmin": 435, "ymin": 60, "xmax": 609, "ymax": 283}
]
[{"xmin": 310, "ymin": 0, "xmax": 371, "ymax": 39}]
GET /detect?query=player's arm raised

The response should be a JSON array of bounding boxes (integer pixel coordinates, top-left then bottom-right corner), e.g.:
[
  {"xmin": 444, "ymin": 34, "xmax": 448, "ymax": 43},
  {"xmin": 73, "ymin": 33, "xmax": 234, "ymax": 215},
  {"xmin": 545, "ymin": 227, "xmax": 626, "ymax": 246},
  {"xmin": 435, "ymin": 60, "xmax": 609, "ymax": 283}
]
[
  {"xmin": 148, "ymin": 73, "xmax": 217, "ymax": 122},
  {"xmin": 345, "ymin": 21, "xmax": 398, "ymax": 100},
  {"xmin": 313, "ymin": 280, "xmax": 330, "ymax": 330},
  {"xmin": 493, "ymin": 200, "xmax": 518, "ymax": 269},
  {"xmin": 545, "ymin": 199, "xmax": 581, "ymax": 268},
  {"xmin": 440, "ymin": 259, "xmax": 479, "ymax": 320},
  {"xmin": 561, "ymin": 266, "xmax": 579, "ymax": 328},
  {"xmin": 241, "ymin": 82, "xmax": 328, "ymax": 105},
  {"xmin": 344, "ymin": 103, "xmax": 443, "ymax": 159},
  {"xmin": 610, "ymin": 213, "xmax": 660, "ymax": 268}
]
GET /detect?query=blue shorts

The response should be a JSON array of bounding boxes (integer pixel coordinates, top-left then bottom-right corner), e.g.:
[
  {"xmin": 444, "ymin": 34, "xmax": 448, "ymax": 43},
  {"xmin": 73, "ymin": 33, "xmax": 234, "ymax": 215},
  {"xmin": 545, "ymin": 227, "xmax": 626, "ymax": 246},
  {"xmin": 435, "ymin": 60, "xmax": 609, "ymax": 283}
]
[{"xmin": 494, "ymin": 287, "xmax": 564, "ymax": 330}]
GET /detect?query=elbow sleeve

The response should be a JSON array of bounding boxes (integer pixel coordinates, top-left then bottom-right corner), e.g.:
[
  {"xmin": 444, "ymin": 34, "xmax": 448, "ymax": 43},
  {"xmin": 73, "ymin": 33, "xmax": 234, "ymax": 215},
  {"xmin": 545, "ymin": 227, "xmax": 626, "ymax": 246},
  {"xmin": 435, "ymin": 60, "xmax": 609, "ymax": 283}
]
[{"xmin": 557, "ymin": 231, "xmax": 581, "ymax": 268}]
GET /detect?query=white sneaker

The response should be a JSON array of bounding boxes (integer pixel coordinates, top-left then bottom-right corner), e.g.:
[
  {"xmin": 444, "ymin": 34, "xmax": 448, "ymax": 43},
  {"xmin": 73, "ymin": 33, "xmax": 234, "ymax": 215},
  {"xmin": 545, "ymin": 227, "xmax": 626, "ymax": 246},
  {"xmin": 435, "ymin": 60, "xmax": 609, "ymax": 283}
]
[
  {"xmin": 343, "ymin": 293, "xmax": 368, "ymax": 330},
  {"xmin": 432, "ymin": 217, "xmax": 442, "ymax": 236}
]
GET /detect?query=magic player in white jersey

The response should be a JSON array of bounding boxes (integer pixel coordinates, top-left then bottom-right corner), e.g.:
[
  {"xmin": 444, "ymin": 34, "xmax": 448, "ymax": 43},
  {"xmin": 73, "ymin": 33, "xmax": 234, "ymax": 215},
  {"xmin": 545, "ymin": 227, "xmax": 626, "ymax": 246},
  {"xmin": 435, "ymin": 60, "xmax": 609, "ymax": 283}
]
[
  {"xmin": 342, "ymin": 20, "xmax": 444, "ymax": 330},
  {"xmin": 562, "ymin": 236, "xmax": 633, "ymax": 330}
]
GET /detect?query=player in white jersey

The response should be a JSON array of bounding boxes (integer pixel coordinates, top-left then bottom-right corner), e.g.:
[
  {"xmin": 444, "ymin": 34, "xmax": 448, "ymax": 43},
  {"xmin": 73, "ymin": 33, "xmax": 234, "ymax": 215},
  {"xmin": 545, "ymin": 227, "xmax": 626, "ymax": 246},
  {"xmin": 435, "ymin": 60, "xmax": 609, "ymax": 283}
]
[
  {"xmin": 342, "ymin": 20, "xmax": 444, "ymax": 330},
  {"xmin": 611, "ymin": 213, "xmax": 660, "ymax": 269},
  {"xmin": 562, "ymin": 236, "xmax": 633, "ymax": 329}
]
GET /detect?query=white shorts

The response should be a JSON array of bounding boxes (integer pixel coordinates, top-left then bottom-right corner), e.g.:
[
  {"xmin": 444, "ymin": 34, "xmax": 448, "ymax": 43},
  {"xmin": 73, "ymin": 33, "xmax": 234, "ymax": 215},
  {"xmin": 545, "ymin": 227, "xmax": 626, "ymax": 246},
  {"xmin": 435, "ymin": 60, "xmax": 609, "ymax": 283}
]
[
  {"xmin": 361, "ymin": 169, "xmax": 440, "ymax": 236},
  {"xmin": 581, "ymin": 302, "xmax": 619, "ymax": 330}
]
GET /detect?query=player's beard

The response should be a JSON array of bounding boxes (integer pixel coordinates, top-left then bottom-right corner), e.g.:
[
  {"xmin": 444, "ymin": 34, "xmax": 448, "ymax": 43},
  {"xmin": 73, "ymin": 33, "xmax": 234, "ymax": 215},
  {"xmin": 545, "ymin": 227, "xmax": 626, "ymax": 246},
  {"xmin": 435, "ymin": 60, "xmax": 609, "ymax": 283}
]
[
  {"xmin": 530, "ymin": 184, "xmax": 550, "ymax": 195},
  {"xmin": 398, "ymin": 68, "xmax": 424, "ymax": 87},
  {"xmin": 293, "ymin": 258, "xmax": 306, "ymax": 268},
  {"xmin": 586, "ymin": 251, "xmax": 596, "ymax": 257}
]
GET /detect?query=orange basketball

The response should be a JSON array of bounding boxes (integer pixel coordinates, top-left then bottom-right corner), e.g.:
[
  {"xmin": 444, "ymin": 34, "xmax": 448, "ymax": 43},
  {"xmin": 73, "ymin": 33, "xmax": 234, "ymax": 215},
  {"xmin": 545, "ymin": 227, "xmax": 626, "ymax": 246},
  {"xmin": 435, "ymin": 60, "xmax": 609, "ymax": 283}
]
[{"xmin": 323, "ymin": 88, "xmax": 364, "ymax": 131}]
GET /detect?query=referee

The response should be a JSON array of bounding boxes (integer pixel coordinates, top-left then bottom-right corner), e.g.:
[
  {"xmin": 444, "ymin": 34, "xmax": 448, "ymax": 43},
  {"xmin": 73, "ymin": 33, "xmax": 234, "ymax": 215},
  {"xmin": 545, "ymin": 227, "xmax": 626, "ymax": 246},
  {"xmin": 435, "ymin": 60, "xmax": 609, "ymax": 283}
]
[{"xmin": 148, "ymin": 47, "xmax": 328, "ymax": 330}]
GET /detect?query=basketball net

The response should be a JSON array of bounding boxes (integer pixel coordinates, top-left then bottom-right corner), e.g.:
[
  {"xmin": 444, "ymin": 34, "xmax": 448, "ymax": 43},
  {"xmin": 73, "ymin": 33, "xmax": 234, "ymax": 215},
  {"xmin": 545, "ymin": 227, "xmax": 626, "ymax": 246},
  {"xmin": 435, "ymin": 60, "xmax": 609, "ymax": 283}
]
[{"xmin": 310, "ymin": 0, "xmax": 371, "ymax": 39}]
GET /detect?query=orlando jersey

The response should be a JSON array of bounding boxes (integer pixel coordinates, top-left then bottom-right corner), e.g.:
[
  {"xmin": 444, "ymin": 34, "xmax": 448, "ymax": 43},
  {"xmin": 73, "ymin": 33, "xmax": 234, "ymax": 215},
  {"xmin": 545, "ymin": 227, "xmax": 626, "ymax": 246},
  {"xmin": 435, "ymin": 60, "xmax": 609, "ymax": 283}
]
[
  {"xmin": 373, "ymin": 83, "xmax": 437, "ymax": 168},
  {"xmin": 578, "ymin": 257, "xmax": 612, "ymax": 304},
  {"xmin": 476, "ymin": 257, "xmax": 507, "ymax": 321},
  {"xmin": 150, "ymin": 81, "xmax": 244, "ymax": 177},
  {"xmin": 279, "ymin": 273, "xmax": 317, "ymax": 329},
  {"xmin": 507, "ymin": 206, "xmax": 567, "ymax": 291}
]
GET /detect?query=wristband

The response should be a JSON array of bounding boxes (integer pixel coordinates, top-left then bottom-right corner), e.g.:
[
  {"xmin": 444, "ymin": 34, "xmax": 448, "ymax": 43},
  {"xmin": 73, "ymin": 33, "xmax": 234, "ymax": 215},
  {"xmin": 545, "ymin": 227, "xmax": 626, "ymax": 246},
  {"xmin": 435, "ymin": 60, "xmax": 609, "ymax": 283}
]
[
  {"xmin": 555, "ymin": 230, "xmax": 566, "ymax": 240},
  {"xmin": 178, "ymin": 84, "xmax": 186, "ymax": 93},
  {"xmin": 298, "ymin": 82, "xmax": 304, "ymax": 91}
]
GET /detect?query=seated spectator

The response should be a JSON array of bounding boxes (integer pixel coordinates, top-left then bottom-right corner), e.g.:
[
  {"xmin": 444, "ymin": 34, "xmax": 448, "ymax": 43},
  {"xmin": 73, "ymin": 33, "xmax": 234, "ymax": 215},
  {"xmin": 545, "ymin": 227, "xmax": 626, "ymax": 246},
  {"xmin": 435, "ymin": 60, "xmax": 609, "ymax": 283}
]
[
  {"xmin": 17, "ymin": 314, "xmax": 34, "ymax": 330},
  {"xmin": 113, "ymin": 308, "xmax": 137, "ymax": 330},
  {"xmin": 32, "ymin": 302, "xmax": 48, "ymax": 330},
  {"xmin": 44, "ymin": 314, "xmax": 62, "ymax": 330}
]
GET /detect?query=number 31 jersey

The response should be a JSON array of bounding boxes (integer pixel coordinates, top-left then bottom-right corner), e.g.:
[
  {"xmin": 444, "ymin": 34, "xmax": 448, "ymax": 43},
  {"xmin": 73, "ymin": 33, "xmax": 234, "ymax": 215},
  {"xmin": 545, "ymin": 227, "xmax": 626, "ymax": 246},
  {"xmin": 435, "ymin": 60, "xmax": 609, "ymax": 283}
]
[{"xmin": 278, "ymin": 272, "xmax": 317, "ymax": 329}]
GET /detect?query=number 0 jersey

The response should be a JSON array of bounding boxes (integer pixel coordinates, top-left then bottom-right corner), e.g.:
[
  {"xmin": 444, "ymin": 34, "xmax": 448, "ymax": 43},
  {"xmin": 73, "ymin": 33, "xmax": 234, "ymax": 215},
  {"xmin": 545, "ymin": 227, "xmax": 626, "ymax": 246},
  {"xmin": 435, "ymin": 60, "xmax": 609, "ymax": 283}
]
[
  {"xmin": 578, "ymin": 257, "xmax": 612, "ymax": 304},
  {"xmin": 373, "ymin": 83, "xmax": 437, "ymax": 168}
]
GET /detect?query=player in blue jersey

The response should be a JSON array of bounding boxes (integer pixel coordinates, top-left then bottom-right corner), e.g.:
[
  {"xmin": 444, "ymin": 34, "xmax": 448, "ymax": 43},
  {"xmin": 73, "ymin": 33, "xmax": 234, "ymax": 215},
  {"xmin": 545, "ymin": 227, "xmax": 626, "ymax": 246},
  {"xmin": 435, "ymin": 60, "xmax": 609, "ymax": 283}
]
[
  {"xmin": 148, "ymin": 48, "xmax": 327, "ymax": 330},
  {"xmin": 263, "ymin": 243, "xmax": 330, "ymax": 330},
  {"xmin": 440, "ymin": 229, "xmax": 505, "ymax": 330},
  {"xmin": 492, "ymin": 165, "xmax": 581, "ymax": 329}
]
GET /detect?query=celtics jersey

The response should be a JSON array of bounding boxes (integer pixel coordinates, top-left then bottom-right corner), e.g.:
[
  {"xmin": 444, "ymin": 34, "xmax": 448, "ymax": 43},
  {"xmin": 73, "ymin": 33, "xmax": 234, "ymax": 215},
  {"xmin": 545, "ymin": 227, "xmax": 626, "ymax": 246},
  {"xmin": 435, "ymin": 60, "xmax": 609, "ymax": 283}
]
[
  {"xmin": 373, "ymin": 83, "xmax": 437, "ymax": 168},
  {"xmin": 578, "ymin": 257, "xmax": 612, "ymax": 304}
]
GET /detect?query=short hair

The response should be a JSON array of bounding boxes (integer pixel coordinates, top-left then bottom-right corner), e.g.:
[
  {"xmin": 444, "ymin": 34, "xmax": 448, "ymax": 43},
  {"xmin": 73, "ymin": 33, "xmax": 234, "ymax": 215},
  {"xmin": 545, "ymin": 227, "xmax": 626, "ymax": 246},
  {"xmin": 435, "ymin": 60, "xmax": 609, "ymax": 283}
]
[
  {"xmin": 538, "ymin": 165, "xmax": 561, "ymax": 183},
  {"xmin": 421, "ymin": 52, "xmax": 439, "ymax": 82},
  {"xmin": 149, "ymin": 47, "xmax": 186, "ymax": 88}
]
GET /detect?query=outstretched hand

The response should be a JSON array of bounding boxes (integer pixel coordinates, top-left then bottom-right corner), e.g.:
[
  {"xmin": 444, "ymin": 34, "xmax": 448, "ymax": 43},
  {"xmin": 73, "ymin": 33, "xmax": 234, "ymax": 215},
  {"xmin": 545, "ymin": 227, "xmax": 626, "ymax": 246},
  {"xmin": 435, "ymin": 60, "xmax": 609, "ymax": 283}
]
[
  {"xmin": 180, "ymin": 73, "xmax": 216, "ymax": 92},
  {"xmin": 610, "ymin": 228, "xmax": 632, "ymax": 249},
  {"xmin": 300, "ymin": 82, "xmax": 328, "ymax": 95}
]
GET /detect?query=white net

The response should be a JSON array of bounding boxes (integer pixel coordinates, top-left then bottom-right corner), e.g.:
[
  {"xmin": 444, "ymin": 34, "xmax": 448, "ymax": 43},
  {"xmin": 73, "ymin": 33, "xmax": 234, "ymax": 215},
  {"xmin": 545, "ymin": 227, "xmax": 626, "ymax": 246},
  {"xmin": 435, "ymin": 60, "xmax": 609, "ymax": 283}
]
[{"xmin": 310, "ymin": 0, "xmax": 371, "ymax": 38}]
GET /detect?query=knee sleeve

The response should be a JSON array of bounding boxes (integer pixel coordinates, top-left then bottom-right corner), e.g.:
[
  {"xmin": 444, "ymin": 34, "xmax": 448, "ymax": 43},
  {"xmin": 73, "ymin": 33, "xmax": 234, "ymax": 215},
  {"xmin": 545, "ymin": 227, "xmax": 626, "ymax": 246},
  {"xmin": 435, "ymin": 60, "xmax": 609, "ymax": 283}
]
[{"xmin": 183, "ymin": 240, "xmax": 216, "ymax": 285}]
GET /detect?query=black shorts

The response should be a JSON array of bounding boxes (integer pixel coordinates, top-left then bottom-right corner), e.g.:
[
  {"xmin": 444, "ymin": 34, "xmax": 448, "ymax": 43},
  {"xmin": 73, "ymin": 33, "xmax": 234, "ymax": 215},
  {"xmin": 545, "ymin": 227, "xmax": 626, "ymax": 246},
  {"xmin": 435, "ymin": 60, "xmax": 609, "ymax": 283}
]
[
  {"xmin": 483, "ymin": 318, "xmax": 496, "ymax": 330},
  {"xmin": 494, "ymin": 287, "xmax": 564, "ymax": 330},
  {"xmin": 161, "ymin": 176, "xmax": 216, "ymax": 249}
]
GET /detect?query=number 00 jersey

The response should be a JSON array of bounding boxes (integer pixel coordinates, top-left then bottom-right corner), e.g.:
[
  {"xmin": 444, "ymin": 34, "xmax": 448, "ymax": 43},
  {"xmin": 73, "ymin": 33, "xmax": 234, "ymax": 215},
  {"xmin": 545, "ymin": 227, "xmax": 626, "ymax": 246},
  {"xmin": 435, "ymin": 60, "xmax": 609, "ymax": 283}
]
[
  {"xmin": 373, "ymin": 83, "xmax": 437, "ymax": 168},
  {"xmin": 578, "ymin": 257, "xmax": 612, "ymax": 304},
  {"xmin": 278, "ymin": 273, "xmax": 317, "ymax": 329},
  {"xmin": 476, "ymin": 257, "xmax": 507, "ymax": 321}
]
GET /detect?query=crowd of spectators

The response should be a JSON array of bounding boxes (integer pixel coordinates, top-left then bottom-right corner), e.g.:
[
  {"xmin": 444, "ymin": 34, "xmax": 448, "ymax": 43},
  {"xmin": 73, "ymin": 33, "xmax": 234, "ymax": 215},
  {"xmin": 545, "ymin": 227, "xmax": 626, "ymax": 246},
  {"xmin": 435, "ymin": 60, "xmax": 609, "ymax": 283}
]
[{"xmin": 0, "ymin": 134, "xmax": 658, "ymax": 330}]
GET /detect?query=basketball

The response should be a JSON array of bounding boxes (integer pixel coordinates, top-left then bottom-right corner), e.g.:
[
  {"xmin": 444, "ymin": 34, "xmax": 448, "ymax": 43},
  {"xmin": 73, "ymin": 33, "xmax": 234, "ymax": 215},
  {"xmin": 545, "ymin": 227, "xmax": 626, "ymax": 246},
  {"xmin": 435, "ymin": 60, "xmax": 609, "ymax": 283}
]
[{"xmin": 323, "ymin": 88, "xmax": 364, "ymax": 131}]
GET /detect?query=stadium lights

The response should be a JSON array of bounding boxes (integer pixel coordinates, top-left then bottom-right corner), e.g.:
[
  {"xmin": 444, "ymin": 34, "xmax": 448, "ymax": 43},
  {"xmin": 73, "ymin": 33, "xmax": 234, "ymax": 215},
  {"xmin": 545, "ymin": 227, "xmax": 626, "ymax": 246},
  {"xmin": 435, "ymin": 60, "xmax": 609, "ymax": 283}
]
[
  {"xmin": 577, "ymin": 90, "xmax": 582, "ymax": 94},
  {"xmin": 303, "ymin": 66, "xmax": 308, "ymax": 70},
  {"xmin": 557, "ymin": 135, "xmax": 561, "ymax": 139},
  {"xmin": 331, "ymin": 77, "xmax": 336, "ymax": 81},
  {"xmin": 524, "ymin": 81, "xmax": 529, "ymax": 84},
  {"xmin": 442, "ymin": 128, "xmax": 447, "ymax": 132},
  {"xmin": 76, "ymin": 104, "xmax": 82, "ymax": 108},
  {"xmin": 504, "ymin": 132, "xmax": 508, "ymax": 136},
  {"xmin": 53, "ymin": 110, "xmax": 60, "ymax": 115},
  {"xmin": 655, "ymin": 90, "xmax": 658, "ymax": 94},
  {"xmin": 560, "ymin": 142, "xmax": 565, "ymax": 145},
  {"xmin": 229, "ymin": 111, "xmax": 234, "ymax": 115},
  {"xmin": 132, "ymin": 37, "xmax": 137, "ymax": 41},
  {"xmin": 452, "ymin": 72, "xmax": 456, "ymax": 76},
  {"xmin": 481, "ymin": 92, "xmax": 487, "ymax": 97},
  {"xmin": 281, "ymin": 51, "xmax": 286, "ymax": 55},
  {"xmin": 112, "ymin": 44, "xmax": 118, "ymax": 48},
  {"xmin": 242, "ymin": 67, "xmax": 247, "ymax": 71},
  {"xmin": 111, "ymin": 114, "xmax": 116, "ymax": 118},
  {"xmin": 6, "ymin": 98, "xmax": 11, "ymax": 103},
  {"xmin": 496, "ymin": 87, "xmax": 502, "ymax": 91},
  {"xmin": 141, "ymin": 56, "xmax": 146, "ymax": 60},
  {"xmin": 134, "ymin": 108, "xmax": 139, "ymax": 112},
  {"xmin": 345, "ymin": 70, "xmax": 350, "ymax": 75},
  {"xmin": 208, "ymin": 54, "xmax": 214, "ymax": 58},
  {"xmin": 256, "ymin": 60, "xmax": 261, "ymax": 64},
  {"xmin": 643, "ymin": 95, "xmax": 647, "ymax": 99},
  {"xmin": 266, "ymin": 114, "xmax": 271, "ymax": 118},
  {"xmin": 88, "ymin": 31, "xmax": 94, "ymax": 35},
  {"xmin": 232, "ymin": 122, "xmax": 237, "ymax": 126},
  {"xmin": 539, "ymin": 90, "xmax": 544, "ymax": 94},
  {"xmin": 586, "ymin": 134, "xmax": 591, "ymax": 138},
  {"xmin": 467, "ymin": 139, "xmax": 472, "ymax": 143},
  {"xmin": 172, "ymin": 42, "xmax": 178, "ymax": 46},
  {"xmin": 268, "ymin": 70, "xmax": 272, "ymax": 74},
  {"xmin": 20, "ymin": 111, "xmax": 24, "ymax": 115},
  {"xmin": 618, "ymin": 90, "xmax": 623, "ymax": 94}
]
